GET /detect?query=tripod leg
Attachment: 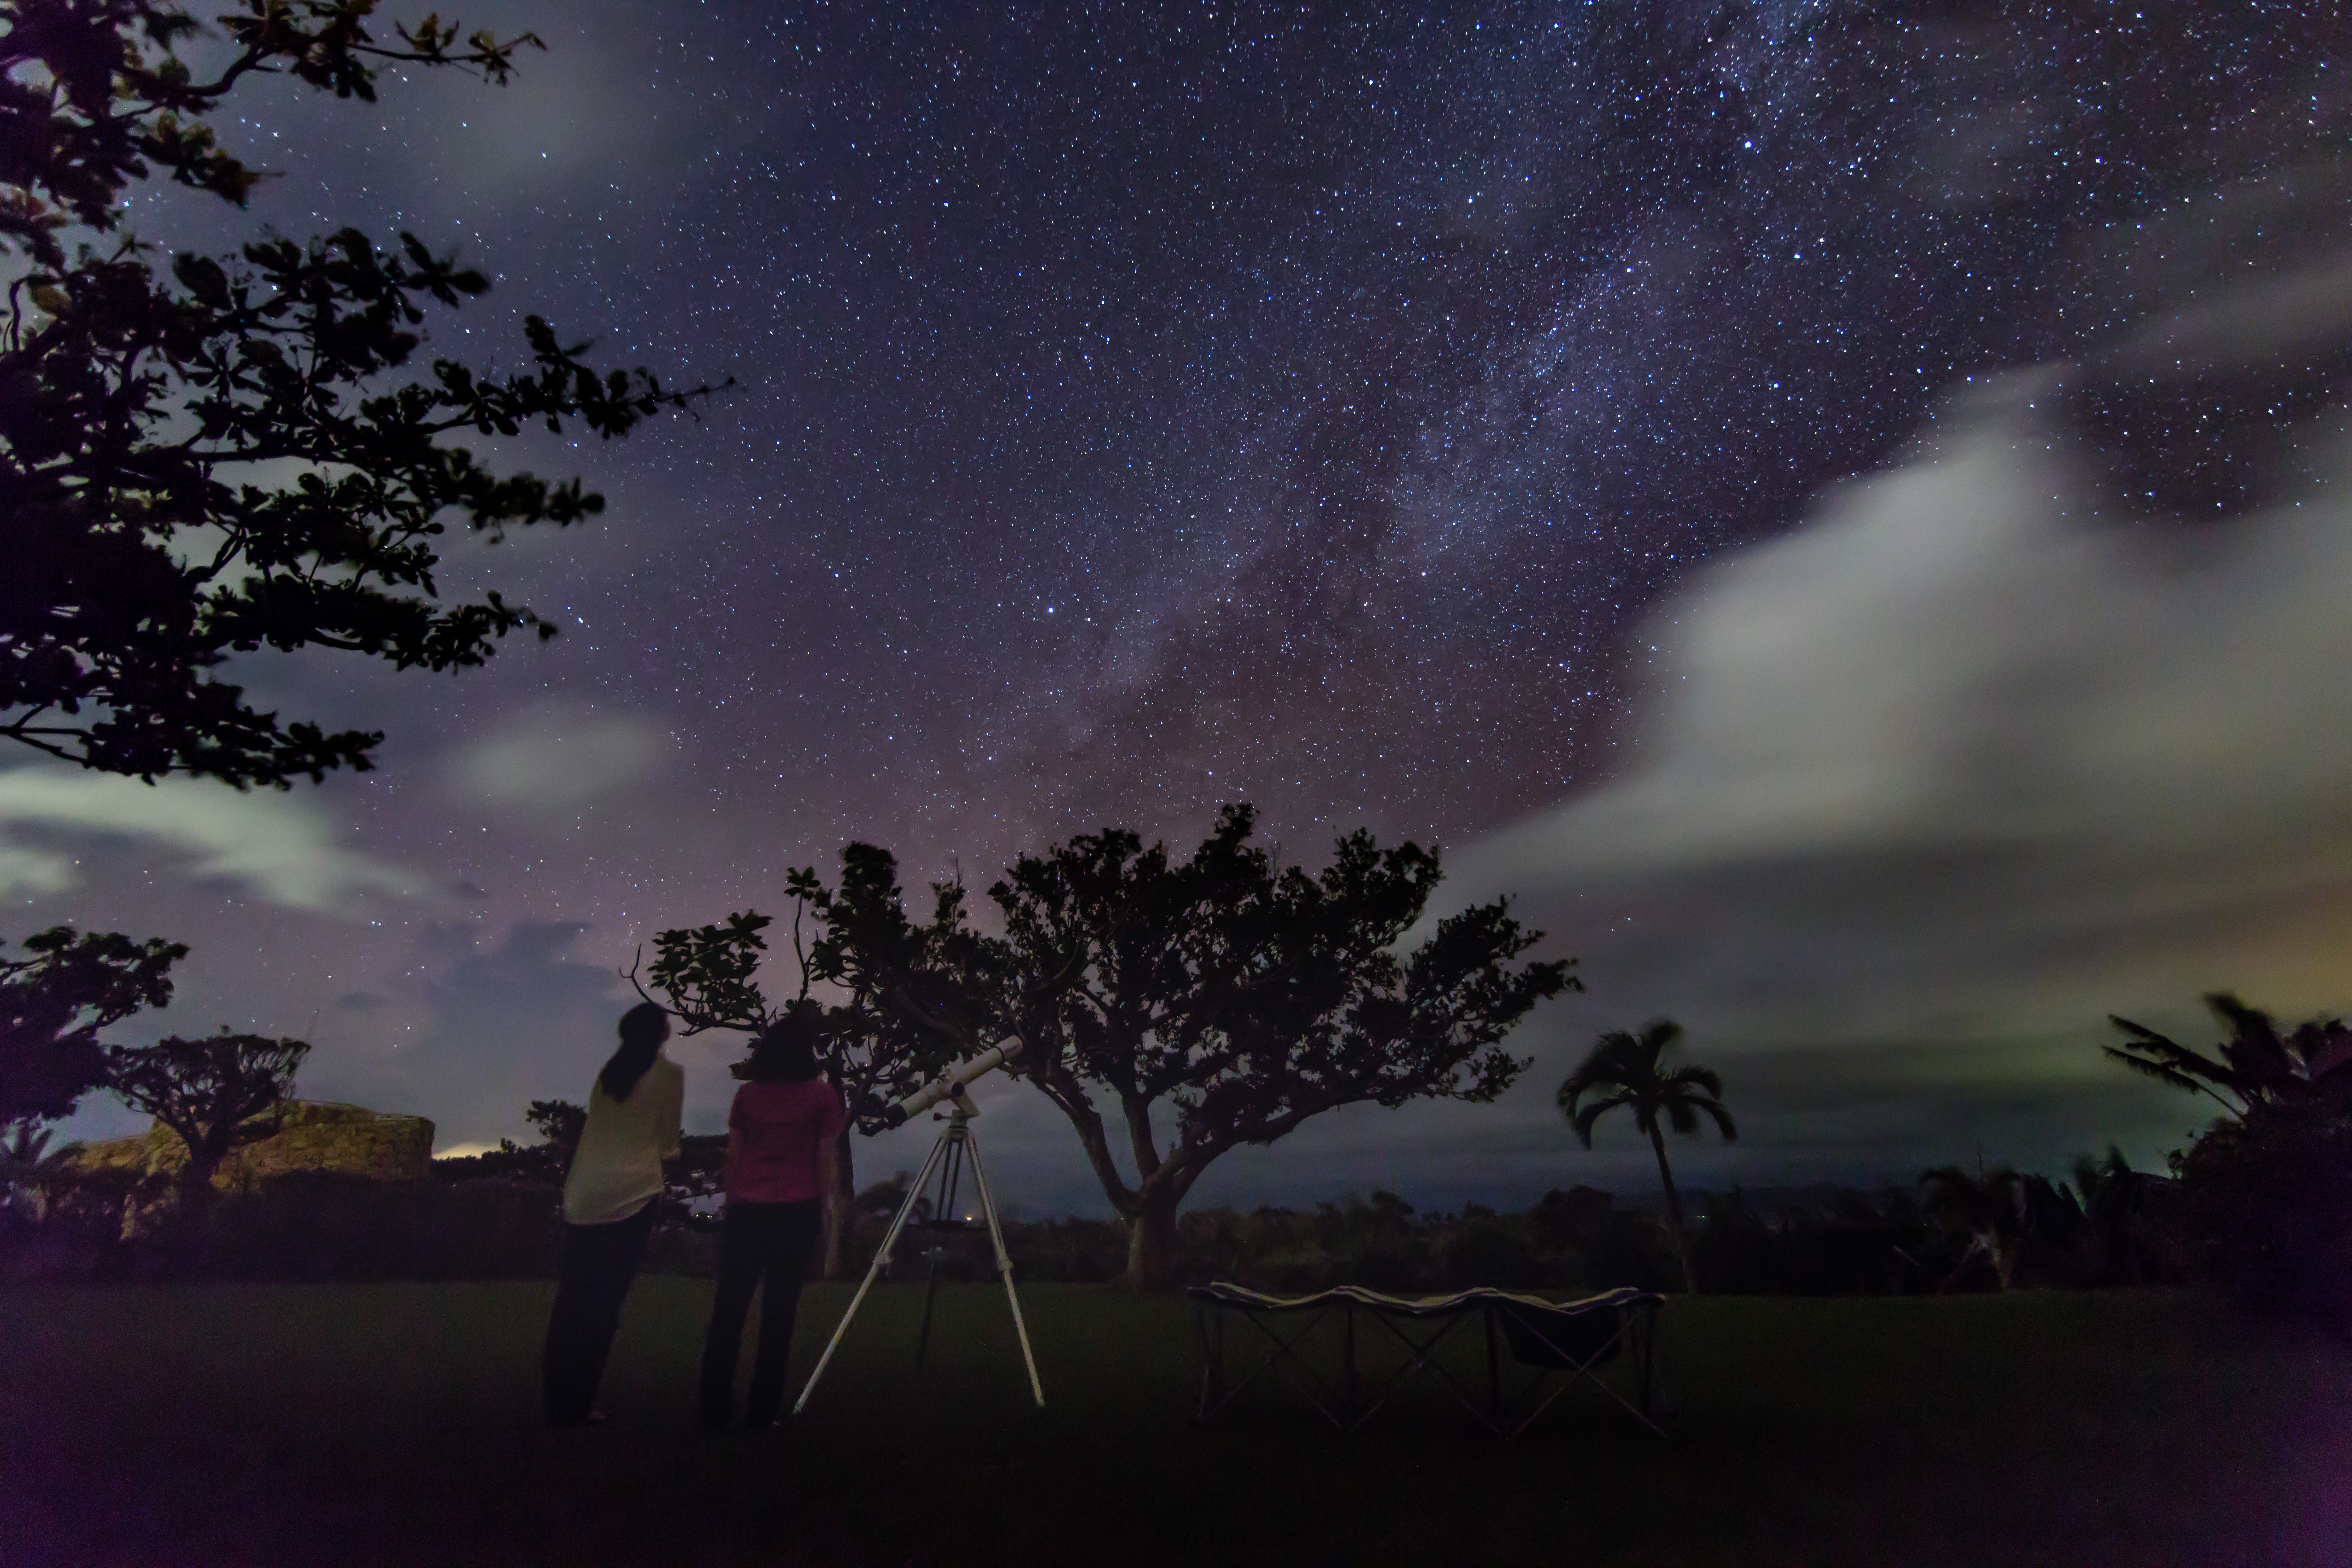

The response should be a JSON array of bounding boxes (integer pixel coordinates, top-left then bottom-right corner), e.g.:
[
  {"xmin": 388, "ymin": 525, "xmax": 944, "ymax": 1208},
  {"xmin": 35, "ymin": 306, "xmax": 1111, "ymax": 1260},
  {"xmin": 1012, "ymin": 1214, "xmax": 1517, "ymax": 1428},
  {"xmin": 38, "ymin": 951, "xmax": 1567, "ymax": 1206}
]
[
  {"xmin": 914, "ymin": 1250, "xmax": 944, "ymax": 1371},
  {"xmin": 913, "ymin": 1128, "xmax": 964, "ymax": 1373},
  {"xmin": 794, "ymin": 1125, "xmax": 951, "ymax": 1415},
  {"xmin": 962, "ymin": 1127, "xmax": 1045, "ymax": 1408}
]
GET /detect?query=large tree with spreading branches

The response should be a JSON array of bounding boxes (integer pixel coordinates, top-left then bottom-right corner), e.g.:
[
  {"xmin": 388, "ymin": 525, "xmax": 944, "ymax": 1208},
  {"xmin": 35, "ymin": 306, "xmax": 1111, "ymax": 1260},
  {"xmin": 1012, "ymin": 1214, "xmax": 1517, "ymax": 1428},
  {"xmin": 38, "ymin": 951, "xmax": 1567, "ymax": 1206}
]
[
  {"xmin": 2, "ymin": 0, "xmax": 716, "ymax": 786},
  {"xmin": 983, "ymin": 805, "xmax": 1577, "ymax": 1290},
  {"xmin": 105, "ymin": 1027, "xmax": 308, "ymax": 1201},
  {"xmin": 659, "ymin": 809, "xmax": 1573, "ymax": 1290},
  {"xmin": 634, "ymin": 846, "xmax": 967, "ymax": 1275}
]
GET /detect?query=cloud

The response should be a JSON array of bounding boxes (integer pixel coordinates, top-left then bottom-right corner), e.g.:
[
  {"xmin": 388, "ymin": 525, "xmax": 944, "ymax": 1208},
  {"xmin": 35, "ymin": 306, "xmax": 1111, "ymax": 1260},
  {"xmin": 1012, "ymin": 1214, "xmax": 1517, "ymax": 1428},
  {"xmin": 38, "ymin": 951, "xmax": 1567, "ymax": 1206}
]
[
  {"xmin": 0, "ymin": 842, "xmax": 76, "ymax": 897},
  {"xmin": 1445, "ymin": 373, "xmax": 2352, "ymax": 1056},
  {"xmin": 0, "ymin": 770, "xmax": 420, "ymax": 911},
  {"xmin": 327, "ymin": 920, "xmax": 632, "ymax": 1147},
  {"xmin": 322, "ymin": 918, "xmax": 740, "ymax": 1147},
  {"xmin": 444, "ymin": 706, "xmax": 669, "ymax": 815}
]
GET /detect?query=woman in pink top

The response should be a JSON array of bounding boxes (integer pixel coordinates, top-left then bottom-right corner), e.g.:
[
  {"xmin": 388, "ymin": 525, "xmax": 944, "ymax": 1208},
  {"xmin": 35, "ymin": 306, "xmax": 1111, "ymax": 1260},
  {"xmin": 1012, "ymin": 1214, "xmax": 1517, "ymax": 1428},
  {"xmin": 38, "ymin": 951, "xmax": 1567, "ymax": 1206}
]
[{"xmin": 698, "ymin": 1002, "xmax": 844, "ymax": 1428}]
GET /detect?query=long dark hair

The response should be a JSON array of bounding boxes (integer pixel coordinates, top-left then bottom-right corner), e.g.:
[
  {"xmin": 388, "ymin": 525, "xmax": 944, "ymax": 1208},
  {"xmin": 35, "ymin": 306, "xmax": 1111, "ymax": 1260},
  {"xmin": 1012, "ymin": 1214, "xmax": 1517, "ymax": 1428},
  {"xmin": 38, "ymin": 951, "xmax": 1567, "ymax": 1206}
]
[
  {"xmin": 600, "ymin": 1002, "xmax": 670, "ymax": 1102},
  {"xmin": 737, "ymin": 1001, "xmax": 824, "ymax": 1084}
]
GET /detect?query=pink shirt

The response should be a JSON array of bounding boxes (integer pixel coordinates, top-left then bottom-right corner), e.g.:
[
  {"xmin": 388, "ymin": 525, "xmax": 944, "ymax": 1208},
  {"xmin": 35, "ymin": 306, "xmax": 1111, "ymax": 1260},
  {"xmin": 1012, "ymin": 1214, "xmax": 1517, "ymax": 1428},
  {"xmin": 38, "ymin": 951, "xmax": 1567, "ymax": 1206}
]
[{"xmin": 726, "ymin": 1077, "xmax": 845, "ymax": 1203}]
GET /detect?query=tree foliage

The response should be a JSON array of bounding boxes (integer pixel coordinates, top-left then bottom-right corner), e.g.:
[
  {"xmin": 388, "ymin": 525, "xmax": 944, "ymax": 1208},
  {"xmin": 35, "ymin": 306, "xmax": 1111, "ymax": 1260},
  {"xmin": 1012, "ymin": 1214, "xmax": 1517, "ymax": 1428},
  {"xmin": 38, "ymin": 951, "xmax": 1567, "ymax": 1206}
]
[
  {"xmin": 1558, "ymin": 1017, "xmax": 1736, "ymax": 1294},
  {"xmin": 982, "ymin": 804, "xmax": 1576, "ymax": 1288},
  {"xmin": 639, "ymin": 848, "xmax": 961, "ymax": 1129},
  {"xmin": 0, "ymin": 924, "xmax": 185, "ymax": 1124},
  {"xmin": 2, "ymin": 0, "xmax": 716, "ymax": 785},
  {"xmin": 640, "ymin": 849, "xmax": 969, "ymax": 1277},
  {"xmin": 2107, "ymin": 992, "xmax": 2352, "ymax": 1118},
  {"xmin": 2109, "ymin": 995, "xmax": 2352, "ymax": 1325},
  {"xmin": 105, "ymin": 1027, "xmax": 308, "ymax": 1194}
]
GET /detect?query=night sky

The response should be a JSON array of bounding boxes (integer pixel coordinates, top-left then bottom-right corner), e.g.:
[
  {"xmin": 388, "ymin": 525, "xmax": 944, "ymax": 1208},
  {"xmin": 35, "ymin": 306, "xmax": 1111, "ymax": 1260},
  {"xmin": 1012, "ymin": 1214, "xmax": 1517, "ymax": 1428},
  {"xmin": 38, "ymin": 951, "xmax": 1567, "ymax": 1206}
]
[{"xmin": 16, "ymin": 1, "xmax": 2352, "ymax": 1213}]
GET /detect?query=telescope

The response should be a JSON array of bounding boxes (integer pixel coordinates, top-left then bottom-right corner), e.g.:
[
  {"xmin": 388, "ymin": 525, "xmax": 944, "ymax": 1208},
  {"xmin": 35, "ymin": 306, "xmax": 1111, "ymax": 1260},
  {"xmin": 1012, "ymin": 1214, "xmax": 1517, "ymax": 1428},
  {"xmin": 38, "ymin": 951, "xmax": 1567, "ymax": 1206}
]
[
  {"xmin": 875, "ymin": 1036, "xmax": 1024, "ymax": 1128},
  {"xmin": 795, "ymin": 1036, "xmax": 1043, "ymax": 1413}
]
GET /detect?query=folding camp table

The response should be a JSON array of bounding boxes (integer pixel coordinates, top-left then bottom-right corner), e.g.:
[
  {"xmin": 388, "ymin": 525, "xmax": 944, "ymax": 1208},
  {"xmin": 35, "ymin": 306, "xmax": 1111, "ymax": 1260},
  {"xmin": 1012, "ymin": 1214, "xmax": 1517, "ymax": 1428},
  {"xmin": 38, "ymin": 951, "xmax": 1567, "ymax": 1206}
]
[{"xmin": 1187, "ymin": 1283, "xmax": 1668, "ymax": 1438}]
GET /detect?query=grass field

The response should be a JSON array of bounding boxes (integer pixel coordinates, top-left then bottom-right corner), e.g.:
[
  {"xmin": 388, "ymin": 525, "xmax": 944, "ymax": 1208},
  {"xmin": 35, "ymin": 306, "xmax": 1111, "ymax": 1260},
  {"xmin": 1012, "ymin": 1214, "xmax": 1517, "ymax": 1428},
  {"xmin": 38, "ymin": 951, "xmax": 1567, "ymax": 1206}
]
[{"xmin": 2, "ymin": 1280, "xmax": 2346, "ymax": 1566}]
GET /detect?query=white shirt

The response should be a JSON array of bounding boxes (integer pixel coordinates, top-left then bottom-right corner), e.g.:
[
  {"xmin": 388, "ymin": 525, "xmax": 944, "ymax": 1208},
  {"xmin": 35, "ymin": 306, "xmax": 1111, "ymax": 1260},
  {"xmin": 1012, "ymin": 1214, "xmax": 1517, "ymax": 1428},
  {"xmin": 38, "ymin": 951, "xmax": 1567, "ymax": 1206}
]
[{"xmin": 561, "ymin": 1056, "xmax": 683, "ymax": 1225}]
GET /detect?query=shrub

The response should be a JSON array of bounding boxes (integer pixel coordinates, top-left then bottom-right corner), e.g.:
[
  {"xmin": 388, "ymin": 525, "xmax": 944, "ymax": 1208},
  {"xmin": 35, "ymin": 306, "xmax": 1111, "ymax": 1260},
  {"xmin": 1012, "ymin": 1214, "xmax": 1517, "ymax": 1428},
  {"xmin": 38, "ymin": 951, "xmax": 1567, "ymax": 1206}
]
[{"xmin": 2175, "ymin": 1100, "xmax": 2352, "ymax": 1329}]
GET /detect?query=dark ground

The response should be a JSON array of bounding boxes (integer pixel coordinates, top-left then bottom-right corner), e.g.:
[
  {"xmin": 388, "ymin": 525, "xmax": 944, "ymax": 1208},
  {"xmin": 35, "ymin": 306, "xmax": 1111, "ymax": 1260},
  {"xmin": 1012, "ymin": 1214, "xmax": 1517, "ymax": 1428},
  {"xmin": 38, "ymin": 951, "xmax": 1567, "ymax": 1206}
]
[{"xmin": 2, "ymin": 1282, "xmax": 2345, "ymax": 1567}]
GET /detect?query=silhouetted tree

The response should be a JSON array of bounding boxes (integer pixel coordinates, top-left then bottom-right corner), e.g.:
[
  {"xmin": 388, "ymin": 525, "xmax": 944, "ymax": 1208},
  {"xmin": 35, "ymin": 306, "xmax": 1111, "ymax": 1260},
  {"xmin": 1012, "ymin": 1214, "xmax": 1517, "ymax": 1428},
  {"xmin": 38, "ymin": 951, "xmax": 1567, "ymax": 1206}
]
[
  {"xmin": 2107, "ymin": 993, "xmax": 2352, "ymax": 1118},
  {"xmin": 2, "ymin": 0, "xmax": 717, "ymax": 785},
  {"xmin": 1, "ymin": 927, "xmax": 184, "ymax": 1125},
  {"xmin": 467, "ymin": 1097, "xmax": 588, "ymax": 1185},
  {"xmin": 637, "ymin": 849, "xmax": 962, "ymax": 1275},
  {"xmin": 1558, "ymin": 1018, "xmax": 1736, "ymax": 1294},
  {"xmin": 0, "ymin": 1117, "xmax": 82, "ymax": 1223},
  {"xmin": 2108, "ymin": 997, "xmax": 2352, "ymax": 1324},
  {"xmin": 105, "ymin": 1029, "xmax": 308, "ymax": 1201},
  {"xmin": 985, "ymin": 805, "xmax": 1575, "ymax": 1290},
  {"xmin": 522, "ymin": 1099, "xmax": 586, "ymax": 1166}
]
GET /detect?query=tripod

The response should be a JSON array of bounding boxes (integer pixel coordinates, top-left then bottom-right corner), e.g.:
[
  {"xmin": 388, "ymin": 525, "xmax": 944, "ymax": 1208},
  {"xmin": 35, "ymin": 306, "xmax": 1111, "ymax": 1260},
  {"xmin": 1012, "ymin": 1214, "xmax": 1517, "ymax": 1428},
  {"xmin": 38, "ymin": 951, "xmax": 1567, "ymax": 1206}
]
[{"xmin": 795, "ymin": 1089, "xmax": 1044, "ymax": 1414}]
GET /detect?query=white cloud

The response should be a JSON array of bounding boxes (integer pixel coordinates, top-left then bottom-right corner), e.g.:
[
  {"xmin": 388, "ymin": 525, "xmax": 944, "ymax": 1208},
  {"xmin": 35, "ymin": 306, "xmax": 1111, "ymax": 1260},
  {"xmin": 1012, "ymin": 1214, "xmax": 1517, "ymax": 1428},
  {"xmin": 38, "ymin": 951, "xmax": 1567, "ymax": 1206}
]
[
  {"xmin": 446, "ymin": 706, "xmax": 668, "ymax": 815},
  {"xmin": 1445, "ymin": 374, "xmax": 2352, "ymax": 1049},
  {"xmin": 0, "ymin": 841, "xmax": 77, "ymax": 897},
  {"xmin": 0, "ymin": 770, "xmax": 420, "ymax": 912}
]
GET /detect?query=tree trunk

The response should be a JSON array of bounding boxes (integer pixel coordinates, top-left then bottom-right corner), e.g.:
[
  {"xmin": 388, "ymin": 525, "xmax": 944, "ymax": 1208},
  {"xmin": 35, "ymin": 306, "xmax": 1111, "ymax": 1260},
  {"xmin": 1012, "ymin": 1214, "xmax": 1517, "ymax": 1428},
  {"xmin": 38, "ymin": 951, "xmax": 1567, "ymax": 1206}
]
[
  {"xmin": 1649, "ymin": 1126, "xmax": 1697, "ymax": 1294},
  {"xmin": 180, "ymin": 1145, "xmax": 224, "ymax": 1201},
  {"xmin": 822, "ymin": 1133, "xmax": 856, "ymax": 1280},
  {"xmin": 1118, "ymin": 1185, "xmax": 1182, "ymax": 1292}
]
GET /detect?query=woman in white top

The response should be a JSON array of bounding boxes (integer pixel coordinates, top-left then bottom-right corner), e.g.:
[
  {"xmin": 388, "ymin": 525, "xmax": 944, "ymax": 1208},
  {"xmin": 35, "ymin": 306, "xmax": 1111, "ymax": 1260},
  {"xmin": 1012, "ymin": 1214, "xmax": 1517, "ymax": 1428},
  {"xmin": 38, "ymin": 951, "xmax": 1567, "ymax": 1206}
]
[{"xmin": 543, "ymin": 1001, "xmax": 681, "ymax": 1426}]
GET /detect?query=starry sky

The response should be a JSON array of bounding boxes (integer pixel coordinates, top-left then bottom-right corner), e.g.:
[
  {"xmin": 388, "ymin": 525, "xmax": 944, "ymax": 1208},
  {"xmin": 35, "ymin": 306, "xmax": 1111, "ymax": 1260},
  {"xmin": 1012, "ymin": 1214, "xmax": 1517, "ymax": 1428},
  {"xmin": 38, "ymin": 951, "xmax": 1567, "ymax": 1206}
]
[{"xmin": 15, "ymin": 0, "xmax": 2352, "ymax": 1214}]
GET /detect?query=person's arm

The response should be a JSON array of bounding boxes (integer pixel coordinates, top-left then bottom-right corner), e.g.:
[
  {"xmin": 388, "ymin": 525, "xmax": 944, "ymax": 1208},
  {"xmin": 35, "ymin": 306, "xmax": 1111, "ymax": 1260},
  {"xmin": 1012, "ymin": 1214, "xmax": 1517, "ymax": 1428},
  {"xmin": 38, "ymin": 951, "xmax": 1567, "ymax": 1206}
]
[
  {"xmin": 815, "ymin": 1131, "xmax": 840, "ymax": 1209},
  {"xmin": 657, "ymin": 1067, "xmax": 682, "ymax": 1163}
]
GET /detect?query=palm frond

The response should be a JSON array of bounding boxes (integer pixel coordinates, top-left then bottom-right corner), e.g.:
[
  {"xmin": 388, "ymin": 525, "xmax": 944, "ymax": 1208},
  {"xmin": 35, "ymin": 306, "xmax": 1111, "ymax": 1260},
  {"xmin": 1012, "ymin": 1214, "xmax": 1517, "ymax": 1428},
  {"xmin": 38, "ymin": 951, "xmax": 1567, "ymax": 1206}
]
[
  {"xmin": 2105, "ymin": 1013, "xmax": 2245, "ymax": 1106},
  {"xmin": 1636, "ymin": 1017, "xmax": 1684, "ymax": 1060},
  {"xmin": 1694, "ymin": 1095, "xmax": 1737, "ymax": 1142},
  {"xmin": 1569, "ymin": 1090, "xmax": 1635, "ymax": 1148},
  {"xmin": 2207, "ymin": 992, "xmax": 2295, "ymax": 1091},
  {"xmin": 1666, "ymin": 1064, "xmax": 1724, "ymax": 1100}
]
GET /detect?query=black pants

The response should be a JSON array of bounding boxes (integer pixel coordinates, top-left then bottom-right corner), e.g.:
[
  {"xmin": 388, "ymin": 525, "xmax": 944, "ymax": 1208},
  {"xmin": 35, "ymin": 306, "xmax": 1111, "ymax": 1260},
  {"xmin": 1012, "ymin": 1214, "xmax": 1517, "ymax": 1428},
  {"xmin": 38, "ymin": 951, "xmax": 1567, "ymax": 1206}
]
[
  {"xmin": 543, "ymin": 1203, "xmax": 656, "ymax": 1424},
  {"xmin": 699, "ymin": 1198, "xmax": 824, "ymax": 1426}
]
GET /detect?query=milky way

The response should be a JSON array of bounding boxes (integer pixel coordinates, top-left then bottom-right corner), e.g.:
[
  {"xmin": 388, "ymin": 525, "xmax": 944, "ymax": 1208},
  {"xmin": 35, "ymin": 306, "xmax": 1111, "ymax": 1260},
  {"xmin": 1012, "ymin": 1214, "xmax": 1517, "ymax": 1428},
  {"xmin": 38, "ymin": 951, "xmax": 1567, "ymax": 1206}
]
[{"xmin": 20, "ymin": 1, "xmax": 2350, "ymax": 1203}]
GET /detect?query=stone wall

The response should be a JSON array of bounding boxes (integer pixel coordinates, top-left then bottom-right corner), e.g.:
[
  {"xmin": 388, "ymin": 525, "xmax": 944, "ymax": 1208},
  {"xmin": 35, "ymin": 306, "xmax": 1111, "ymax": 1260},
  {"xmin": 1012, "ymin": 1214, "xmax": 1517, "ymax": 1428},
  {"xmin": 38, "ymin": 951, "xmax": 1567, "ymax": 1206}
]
[{"xmin": 74, "ymin": 1101, "xmax": 437, "ymax": 1189}]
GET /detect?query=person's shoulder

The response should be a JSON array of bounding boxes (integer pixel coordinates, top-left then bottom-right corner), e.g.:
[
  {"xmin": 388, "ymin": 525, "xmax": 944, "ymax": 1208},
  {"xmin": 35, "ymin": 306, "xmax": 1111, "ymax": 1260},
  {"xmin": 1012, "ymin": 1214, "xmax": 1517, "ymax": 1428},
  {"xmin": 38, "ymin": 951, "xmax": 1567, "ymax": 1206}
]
[{"xmin": 653, "ymin": 1057, "xmax": 684, "ymax": 1088}]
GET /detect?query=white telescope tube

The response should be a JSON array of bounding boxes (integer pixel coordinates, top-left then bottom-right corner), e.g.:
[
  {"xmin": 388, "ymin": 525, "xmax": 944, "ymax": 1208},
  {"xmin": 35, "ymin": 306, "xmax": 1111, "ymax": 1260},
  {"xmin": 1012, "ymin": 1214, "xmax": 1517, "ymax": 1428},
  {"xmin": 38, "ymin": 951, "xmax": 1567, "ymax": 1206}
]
[{"xmin": 885, "ymin": 1036, "xmax": 1023, "ymax": 1125}]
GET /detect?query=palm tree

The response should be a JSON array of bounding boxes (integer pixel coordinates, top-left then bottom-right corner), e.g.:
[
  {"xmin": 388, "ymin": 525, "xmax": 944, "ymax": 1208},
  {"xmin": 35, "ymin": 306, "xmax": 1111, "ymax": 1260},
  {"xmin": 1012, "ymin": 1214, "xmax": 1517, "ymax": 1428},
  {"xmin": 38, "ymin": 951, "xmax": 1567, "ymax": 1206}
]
[
  {"xmin": 1, "ymin": 1120, "xmax": 83, "ymax": 1223},
  {"xmin": 2106, "ymin": 993, "xmax": 2352, "ymax": 1118},
  {"xmin": 1558, "ymin": 1019, "xmax": 1736, "ymax": 1293}
]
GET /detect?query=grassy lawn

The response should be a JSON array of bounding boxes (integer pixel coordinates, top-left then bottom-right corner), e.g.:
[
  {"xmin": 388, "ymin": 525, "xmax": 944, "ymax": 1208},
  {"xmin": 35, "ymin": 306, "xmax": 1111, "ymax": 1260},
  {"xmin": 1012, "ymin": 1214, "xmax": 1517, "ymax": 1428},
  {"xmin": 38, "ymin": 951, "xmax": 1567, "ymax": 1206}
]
[{"xmin": 2, "ymin": 1280, "xmax": 2345, "ymax": 1566}]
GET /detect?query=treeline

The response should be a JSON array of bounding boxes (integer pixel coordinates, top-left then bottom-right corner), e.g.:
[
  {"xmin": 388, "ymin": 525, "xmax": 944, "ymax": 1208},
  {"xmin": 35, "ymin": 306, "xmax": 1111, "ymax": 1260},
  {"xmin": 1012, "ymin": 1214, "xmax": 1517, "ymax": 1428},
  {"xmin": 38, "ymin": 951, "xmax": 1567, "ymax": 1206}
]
[
  {"xmin": 773, "ymin": 1157, "xmax": 2188, "ymax": 1296},
  {"xmin": 0, "ymin": 1153, "xmax": 2186, "ymax": 1298}
]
